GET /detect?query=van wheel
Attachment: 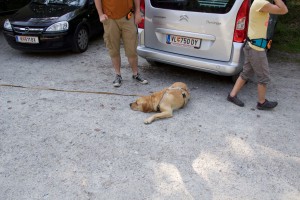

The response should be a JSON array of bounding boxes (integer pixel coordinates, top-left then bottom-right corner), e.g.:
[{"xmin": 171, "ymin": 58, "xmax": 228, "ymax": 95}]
[{"xmin": 73, "ymin": 25, "xmax": 89, "ymax": 53}]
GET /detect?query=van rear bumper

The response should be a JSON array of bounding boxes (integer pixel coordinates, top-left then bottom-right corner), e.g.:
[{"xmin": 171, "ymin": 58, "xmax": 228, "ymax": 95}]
[
  {"xmin": 137, "ymin": 45, "xmax": 244, "ymax": 76},
  {"xmin": 137, "ymin": 30, "xmax": 244, "ymax": 76}
]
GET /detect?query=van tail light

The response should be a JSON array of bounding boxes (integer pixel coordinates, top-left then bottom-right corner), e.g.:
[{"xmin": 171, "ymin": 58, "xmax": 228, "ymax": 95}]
[
  {"xmin": 138, "ymin": 0, "xmax": 145, "ymax": 29},
  {"xmin": 233, "ymin": 0, "xmax": 250, "ymax": 43}
]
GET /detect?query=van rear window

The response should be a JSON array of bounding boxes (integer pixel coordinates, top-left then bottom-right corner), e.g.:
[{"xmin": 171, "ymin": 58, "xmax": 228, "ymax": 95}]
[{"xmin": 150, "ymin": 0, "xmax": 235, "ymax": 14}]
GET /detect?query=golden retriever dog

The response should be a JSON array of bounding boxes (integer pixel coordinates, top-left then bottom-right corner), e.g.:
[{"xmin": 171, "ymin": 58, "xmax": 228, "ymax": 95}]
[{"xmin": 130, "ymin": 82, "xmax": 190, "ymax": 124}]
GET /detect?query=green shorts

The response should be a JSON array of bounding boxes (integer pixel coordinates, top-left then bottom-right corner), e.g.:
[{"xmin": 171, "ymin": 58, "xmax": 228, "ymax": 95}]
[
  {"xmin": 240, "ymin": 44, "xmax": 270, "ymax": 84},
  {"xmin": 103, "ymin": 16, "xmax": 138, "ymax": 58}
]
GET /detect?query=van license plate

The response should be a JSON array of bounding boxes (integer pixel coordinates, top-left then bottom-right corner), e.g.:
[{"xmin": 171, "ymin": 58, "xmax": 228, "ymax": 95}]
[
  {"xmin": 166, "ymin": 35, "xmax": 201, "ymax": 49},
  {"xmin": 16, "ymin": 36, "xmax": 39, "ymax": 44}
]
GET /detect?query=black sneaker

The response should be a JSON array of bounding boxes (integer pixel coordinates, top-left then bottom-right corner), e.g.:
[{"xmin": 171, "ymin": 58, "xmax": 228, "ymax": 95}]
[
  {"xmin": 227, "ymin": 94, "xmax": 245, "ymax": 107},
  {"xmin": 257, "ymin": 99, "xmax": 278, "ymax": 110},
  {"xmin": 113, "ymin": 75, "xmax": 122, "ymax": 87},
  {"xmin": 132, "ymin": 73, "xmax": 148, "ymax": 84}
]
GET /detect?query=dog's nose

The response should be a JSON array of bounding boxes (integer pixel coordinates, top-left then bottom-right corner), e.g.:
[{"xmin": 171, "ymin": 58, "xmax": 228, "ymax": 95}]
[{"xmin": 129, "ymin": 103, "xmax": 132, "ymax": 106}]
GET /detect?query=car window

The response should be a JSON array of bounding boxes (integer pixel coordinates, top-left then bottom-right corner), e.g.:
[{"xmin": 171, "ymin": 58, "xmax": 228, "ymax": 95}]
[
  {"xmin": 150, "ymin": 0, "xmax": 236, "ymax": 14},
  {"xmin": 31, "ymin": 0, "xmax": 86, "ymax": 6}
]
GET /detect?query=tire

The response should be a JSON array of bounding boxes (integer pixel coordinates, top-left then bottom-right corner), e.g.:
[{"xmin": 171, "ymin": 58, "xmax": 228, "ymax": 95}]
[{"xmin": 72, "ymin": 25, "xmax": 89, "ymax": 53}]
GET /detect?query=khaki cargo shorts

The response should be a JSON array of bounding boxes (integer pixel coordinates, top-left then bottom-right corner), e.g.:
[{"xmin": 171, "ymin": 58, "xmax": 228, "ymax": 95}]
[
  {"xmin": 102, "ymin": 16, "xmax": 138, "ymax": 58},
  {"xmin": 240, "ymin": 43, "xmax": 270, "ymax": 84}
]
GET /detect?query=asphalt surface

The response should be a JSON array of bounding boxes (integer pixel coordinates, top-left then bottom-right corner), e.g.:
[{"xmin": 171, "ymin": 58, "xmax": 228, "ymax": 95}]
[{"xmin": 0, "ymin": 30, "xmax": 300, "ymax": 200}]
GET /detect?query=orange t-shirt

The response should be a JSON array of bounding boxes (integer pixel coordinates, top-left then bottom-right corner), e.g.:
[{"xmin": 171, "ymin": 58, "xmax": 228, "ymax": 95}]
[{"xmin": 102, "ymin": 0, "xmax": 134, "ymax": 19}]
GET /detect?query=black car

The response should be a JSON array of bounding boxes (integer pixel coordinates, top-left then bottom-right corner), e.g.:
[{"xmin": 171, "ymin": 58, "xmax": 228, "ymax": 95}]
[
  {"xmin": 2, "ymin": 0, "xmax": 102, "ymax": 53},
  {"xmin": 0, "ymin": 0, "xmax": 31, "ymax": 15}
]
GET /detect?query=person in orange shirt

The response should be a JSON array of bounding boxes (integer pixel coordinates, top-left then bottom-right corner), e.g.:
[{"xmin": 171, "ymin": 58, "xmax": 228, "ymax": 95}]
[
  {"xmin": 95, "ymin": 0, "xmax": 148, "ymax": 87},
  {"xmin": 227, "ymin": 0, "xmax": 288, "ymax": 110}
]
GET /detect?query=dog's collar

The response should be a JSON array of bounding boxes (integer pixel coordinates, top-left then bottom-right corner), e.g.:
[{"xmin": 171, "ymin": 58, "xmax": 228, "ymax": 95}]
[{"xmin": 157, "ymin": 104, "xmax": 161, "ymax": 112}]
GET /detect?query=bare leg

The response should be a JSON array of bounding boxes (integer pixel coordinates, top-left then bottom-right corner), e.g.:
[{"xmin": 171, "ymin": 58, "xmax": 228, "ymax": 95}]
[
  {"xmin": 111, "ymin": 56, "xmax": 121, "ymax": 75},
  {"xmin": 257, "ymin": 83, "xmax": 267, "ymax": 104},
  {"xmin": 128, "ymin": 56, "xmax": 138, "ymax": 76},
  {"xmin": 230, "ymin": 76, "xmax": 247, "ymax": 97}
]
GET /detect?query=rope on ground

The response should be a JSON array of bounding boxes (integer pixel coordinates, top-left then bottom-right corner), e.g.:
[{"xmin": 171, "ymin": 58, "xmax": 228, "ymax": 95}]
[{"xmin": 0, "ymin": 84, "xmax": 141, "ymax": 97}]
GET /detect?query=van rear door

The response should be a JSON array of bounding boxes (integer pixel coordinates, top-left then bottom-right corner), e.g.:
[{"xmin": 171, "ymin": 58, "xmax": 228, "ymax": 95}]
[{"xmin": 144, "ymin": 0, "xmax": 245, "ymax": 62}]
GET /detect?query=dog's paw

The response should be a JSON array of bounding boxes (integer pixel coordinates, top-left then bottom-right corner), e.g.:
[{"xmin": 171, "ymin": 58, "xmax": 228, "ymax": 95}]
[{"xmin": 144, "ymin": 118, "xmax": 153, "ymax": 124}]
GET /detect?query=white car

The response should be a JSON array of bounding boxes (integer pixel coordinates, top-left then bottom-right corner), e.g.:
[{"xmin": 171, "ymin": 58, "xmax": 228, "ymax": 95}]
[{"xmin": 137, "ymin": 0, "xmax": 277, "ymax": 77}]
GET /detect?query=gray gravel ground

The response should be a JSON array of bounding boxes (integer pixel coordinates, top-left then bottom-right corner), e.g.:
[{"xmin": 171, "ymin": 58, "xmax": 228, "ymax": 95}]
[{"xmin": 0, "ymin": 29, "xmax": 300, "ymax": 200}]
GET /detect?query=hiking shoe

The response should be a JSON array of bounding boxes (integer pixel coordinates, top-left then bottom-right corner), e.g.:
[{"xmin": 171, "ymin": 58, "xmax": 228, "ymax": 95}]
[
  {"xmin": 227, "ymin": 94, "xmax": 245, "ymax": 107},
  {"xmin": 113, "ymin": 75, "xmax": 122, "ymax": 87},
  {"xmin": 132, "ymin": 73, "xmax": 148, "ymax": 84},
  {"xmin": 257, "ymin": 99, "xmax": 278, "ymax": 110}
]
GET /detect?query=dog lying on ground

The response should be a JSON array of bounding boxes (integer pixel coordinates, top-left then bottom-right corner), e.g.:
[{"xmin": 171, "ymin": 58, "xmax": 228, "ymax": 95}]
[{"xmin": 130, "ymin": 82, "xmax": 190, "ymax": 124}]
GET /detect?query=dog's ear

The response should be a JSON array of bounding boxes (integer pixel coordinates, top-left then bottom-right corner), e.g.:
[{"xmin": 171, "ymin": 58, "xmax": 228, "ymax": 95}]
[
  {"xmin": 142, "ymin": 102, "xmax": 153, "ymax": 113},
  {"xmin": 140, "ymin": 96, "xmax": 153, "ymax": 112}
]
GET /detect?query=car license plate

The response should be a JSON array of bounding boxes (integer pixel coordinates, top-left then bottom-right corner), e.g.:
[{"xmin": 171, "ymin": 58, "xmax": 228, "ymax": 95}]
[
  {"xmin": 15, "ymin": 36, "xmax": 39, "ymax": 44},
  {"xmin": 166, "ymin": 35, "xmax": 201, "ymax": 49}
]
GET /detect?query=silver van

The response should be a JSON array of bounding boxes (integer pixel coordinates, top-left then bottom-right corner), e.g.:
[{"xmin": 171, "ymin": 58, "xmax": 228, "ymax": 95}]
[{"xmin": 137, "ymin": 0, "xmax": 275, "ymax": 77}]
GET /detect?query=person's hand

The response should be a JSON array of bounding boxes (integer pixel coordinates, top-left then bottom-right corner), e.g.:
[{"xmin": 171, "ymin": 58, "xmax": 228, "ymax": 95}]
[
  {"xmin": 134, "ymin": 11, "xmax": 142, "ymax": 25},
  {"xmin": 99, "ymin": 14, "xmax": 108, "ymax": 23}
]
